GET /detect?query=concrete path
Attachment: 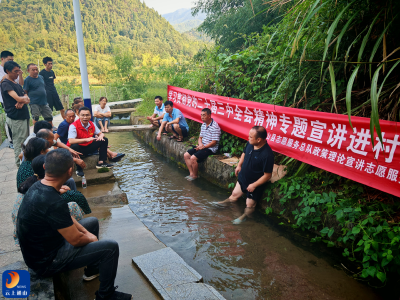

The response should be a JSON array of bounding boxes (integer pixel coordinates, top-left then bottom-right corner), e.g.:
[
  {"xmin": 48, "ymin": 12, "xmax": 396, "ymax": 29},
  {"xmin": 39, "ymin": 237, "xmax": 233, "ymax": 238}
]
[
  {"xmin": 56, "ymin": 204, "xmax": 164, "ymax": 300},
  {"xmin": 0, "ymin": 147, "xmax": 30, "ymax": 300}
]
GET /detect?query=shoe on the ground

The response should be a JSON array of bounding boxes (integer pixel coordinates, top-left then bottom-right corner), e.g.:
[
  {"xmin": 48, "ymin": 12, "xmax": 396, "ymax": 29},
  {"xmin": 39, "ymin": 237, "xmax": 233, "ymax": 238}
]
[
  {"xmin": 76, "ymin": 170, "xmax": 85, "ymax": 177},
  {"xmin": 94, "ymin": 286, "xmax": 132, "ymax": 300},
  {"xmin": 109, "ymin": 153, "xmax": 125, "ymax": 162},
  {"xmin": 83, "ymin": 267, "xmax": 99, "ymax": 281},
  {"xmin": 8, "ymin": 143, "xmax": 14, "ymax": 149},
  {"xmin": 96, "ymin": 162, "xmax": 114, "ymax": 169}
]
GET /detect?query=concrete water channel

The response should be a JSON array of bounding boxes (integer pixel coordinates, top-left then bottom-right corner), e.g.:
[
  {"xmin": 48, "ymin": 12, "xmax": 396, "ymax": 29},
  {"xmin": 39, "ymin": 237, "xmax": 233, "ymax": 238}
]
[{"xmin": 86, "ymin": 131, "xmax": 382, "ymax": 300}]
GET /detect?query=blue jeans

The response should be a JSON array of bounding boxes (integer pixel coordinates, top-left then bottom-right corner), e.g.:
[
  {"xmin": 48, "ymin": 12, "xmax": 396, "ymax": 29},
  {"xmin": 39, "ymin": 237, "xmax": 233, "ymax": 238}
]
[{"xmin": 94, "ymin": 117, "xmax": 110, "ymax": 129}]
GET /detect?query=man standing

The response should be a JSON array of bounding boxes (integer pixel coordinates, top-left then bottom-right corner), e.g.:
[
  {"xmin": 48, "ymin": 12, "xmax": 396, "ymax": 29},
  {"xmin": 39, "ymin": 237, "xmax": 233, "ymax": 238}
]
[
  {"xmin": 68, "ymin": 106, "xmax": 113, "ymax": 176},
  {"xmin": 23, "ymin": 64, "xmax": 53, "ymax": 126},
  {"xmin": 39, "ymin": 57, "xmax": 65, "ymax": 119},
  {"xmin": 0, "ymin": 51, "xmax": 24, "ymax": 148},
  {"xmin": 0, "ymin": 61, "xmax": 30, "ymax": 166},
  {"xmin": 217, "ymin": 126, "xmax": 274, "ymax": 224},
  {"xmin": 156, "ymin": 101, "xmax": 189, "ymax": 142},
  {"xmin": 183, "ymin": 108, "xmax": 221, "ymax": 181},
  {"xmin": 146, "ymin": 96, "xmax": 165, "ymax": 127},
  {"xmin": 17, "ymin": 149, "xmax": 132, "ymax": 300}
]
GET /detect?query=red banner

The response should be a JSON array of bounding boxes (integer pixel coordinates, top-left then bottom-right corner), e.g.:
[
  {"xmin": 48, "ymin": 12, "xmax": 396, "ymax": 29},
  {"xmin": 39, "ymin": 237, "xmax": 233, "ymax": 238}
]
[{"xmin": 168, "ymin": 85, "xmax": 400, "ymax": 198}]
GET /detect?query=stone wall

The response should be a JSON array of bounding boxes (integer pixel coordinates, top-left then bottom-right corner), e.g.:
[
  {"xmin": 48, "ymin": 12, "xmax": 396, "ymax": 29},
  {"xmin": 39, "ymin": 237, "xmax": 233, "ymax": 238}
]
[{"xmin": 130, "ymin": 116, "xmax": 345, "ymax": 239}]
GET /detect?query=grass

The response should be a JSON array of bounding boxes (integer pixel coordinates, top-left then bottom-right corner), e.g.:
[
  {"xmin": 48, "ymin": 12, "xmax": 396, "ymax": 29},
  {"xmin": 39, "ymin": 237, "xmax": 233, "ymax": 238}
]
[{"xmin": 134, "ymin": 81, "xmax": 168, "ymax": 118}]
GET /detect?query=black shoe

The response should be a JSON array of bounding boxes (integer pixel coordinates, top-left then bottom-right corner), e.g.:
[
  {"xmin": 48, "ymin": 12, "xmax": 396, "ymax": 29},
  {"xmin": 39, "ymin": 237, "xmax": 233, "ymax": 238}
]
[
  {"xmin": 95, "ymin": 286, "xmax": 132, "ymax": 300},
  {"xmin": 96, "ymin": 162, "xmax": 114, "ymax": 169},
  {"xmin": 109, "ymin": 153, "xmax": 125, "ymax": 162},
  {"xmin": 83, "ymin": 267, "xmax": 99, "ymax": 281},
  {"xmin": 76, "ymin": 170, "xmax": 85, "ymax": 177}
]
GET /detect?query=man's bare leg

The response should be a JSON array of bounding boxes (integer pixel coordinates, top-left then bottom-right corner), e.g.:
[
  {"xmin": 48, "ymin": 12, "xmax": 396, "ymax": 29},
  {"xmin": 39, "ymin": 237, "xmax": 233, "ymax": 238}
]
[
  {"xmin": 189, "ymin": 155, "xmax": 199, "ymax": 179},
  {"xmin": 151, "ymin": 120, "xmax": 160, "ymax": 127},
  {"xmin": 98, "ymin": 120, "xmax": 105, "ymax": 132},
  {"xmin": 236, "ymin": 198, "xmax": 256, "ymax": 222},
  {"xmin": 218, "ymin": 182, "xmax": 243, "ymax": 205},
  {"xmin": 184, "ymin": 152, "xmax": 194, "ymax": 177},
  {"xmin": 173, "ymin": 124, "xmax": 183, "ymax": 140},
  {"xmin": 166, "ymin": 124, "xmax": 177, "ymax": 138}
]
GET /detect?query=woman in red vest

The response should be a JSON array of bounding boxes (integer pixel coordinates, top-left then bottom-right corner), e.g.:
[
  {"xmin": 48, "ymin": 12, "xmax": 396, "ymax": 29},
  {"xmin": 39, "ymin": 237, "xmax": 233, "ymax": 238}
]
[{"xmin": 67, "ymin": 106, "xmax": 113, "ymax": 175}]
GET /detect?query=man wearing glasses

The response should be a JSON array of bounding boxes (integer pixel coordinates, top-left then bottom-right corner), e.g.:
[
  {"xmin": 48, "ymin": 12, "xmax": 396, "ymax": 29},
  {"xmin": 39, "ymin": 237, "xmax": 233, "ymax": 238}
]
[{"xmin": 0, "ymin": 61, "xmax": 30, "ymax": 166}]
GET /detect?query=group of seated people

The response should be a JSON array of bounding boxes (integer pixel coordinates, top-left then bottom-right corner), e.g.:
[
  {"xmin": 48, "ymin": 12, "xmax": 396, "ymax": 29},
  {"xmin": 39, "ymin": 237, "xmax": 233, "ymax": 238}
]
[
  {"xmin": 147, "ymin": 96, "xmax": 275, "ymax": 224},
  {"xmin": 11, "ymin": 96, "xmax": 131, "ymax": 299}
]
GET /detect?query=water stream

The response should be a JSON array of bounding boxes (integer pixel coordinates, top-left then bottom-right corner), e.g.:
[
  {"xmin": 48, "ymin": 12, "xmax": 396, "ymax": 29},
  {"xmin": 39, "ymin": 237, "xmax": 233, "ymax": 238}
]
[{"xmin": 107, "ymin": 132, "xmax": 381, "ymax": 300}]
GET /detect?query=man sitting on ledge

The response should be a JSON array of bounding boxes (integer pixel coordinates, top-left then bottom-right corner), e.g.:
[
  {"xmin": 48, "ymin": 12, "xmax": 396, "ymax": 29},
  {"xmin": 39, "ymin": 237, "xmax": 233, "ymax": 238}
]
[
  {"xmin": 184, "ymin": 108, "xmax": 221, "ymax": 181},
  {"xmin": 68, "ymin": 106, "xmax": 113, "ymax": 176},
  {"xmin": 146, "ymin": 95, "xmax": 165, "ymax": 128},
  {"xmin": 17, "ymin": 149, "xmax": 132, "ymax": 300},
  {"xmin": 216, "ymin": 126, "xmax": 274, "ymax": 224},
  {"xmin": 157, "ymin": 100, "xmax": 189, "ymax": 142},
  {"xmin": 56, "ymin": 109, "xmax": 124, "ymax": 164}
]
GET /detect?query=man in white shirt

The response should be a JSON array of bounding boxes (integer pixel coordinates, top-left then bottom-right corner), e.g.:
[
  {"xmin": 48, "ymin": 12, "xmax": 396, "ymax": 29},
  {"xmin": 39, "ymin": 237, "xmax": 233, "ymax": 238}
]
[
  {"xmin": 0, "ymin": 51, "xmax": 24, "ymax": 148},
  {"xmin": 146, "ymin": 96, "xmax": 165, "ymax": 128}
]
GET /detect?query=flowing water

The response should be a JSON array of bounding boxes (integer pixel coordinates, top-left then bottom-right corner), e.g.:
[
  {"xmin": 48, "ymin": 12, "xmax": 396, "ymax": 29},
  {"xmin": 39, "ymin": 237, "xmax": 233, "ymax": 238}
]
[{"xmin": 107, "ymin": 132, "xmax": 381, "ymax": 300}]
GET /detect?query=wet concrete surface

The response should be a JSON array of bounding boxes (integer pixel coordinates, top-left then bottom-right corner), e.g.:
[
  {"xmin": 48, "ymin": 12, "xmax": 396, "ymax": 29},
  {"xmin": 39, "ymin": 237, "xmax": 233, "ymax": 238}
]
[
  {"xmin": 54, "ymin": 204, "xmax": 163, "ymax": 300},
  {"xmin": 105, "ymin": 132, "xmax": 383, "ymax": 300}
]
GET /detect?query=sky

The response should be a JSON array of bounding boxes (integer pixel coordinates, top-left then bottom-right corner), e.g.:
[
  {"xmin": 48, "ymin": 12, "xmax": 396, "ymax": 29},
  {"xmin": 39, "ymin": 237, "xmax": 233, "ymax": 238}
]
[{"xmin": 142, "ymin": 0, "xmax": 196, "ymax": 14}]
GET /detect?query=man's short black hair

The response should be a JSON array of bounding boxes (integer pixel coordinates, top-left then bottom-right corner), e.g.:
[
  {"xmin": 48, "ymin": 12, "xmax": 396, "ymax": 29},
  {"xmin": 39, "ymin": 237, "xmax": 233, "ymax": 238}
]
[
  {"xmin": 164, "ymin": 101, "xmax": 173, "ymax": 107},
  {"xmin": 33, "ymin": 120, "xmax": 52, "ymax": 134},
  {"xmin": 155, "ymin": 96, "xmax": 163, "ymax": 101},
  {"xmin": 36, "ymin": 129, "xmax": 52, "ymax": 140},
  {"xmin": 45, "ymin": 149, "xmax": 74, "ymax": 177},
  {"xmin": 43, "ymin": 57, "xmax": 53, "ymax": 64},
  {"xmin": 252, "ymin": 126, "xmax": 267, "ymax": 140},
  {"xmin": 1, "ymin": 51, "xmax": 14, "ymax": 59},
  {"xmin": 201, "ymin": 108, "xmax": 211, "ymax": 115},
  {"xmin": 27, "ymin": 63, "xmax": 37, "ymax": 70},
  {"xmin": 3, "ymin": 61, "xmax": 20, "ymax": 74},
  {"xmin": 79, "ymin": 106, "xmax": 91, "ymax": 114},
  {"xmin": 65, "ymin": 109, "xmax": 75, "ymax": 115}
]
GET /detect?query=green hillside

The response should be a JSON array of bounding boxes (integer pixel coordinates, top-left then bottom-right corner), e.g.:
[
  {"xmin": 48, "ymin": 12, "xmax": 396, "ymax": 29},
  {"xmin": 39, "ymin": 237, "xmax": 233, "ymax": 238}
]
[{"xmin": 0, "ymin": 0, "xmax": 205, "ymax": 76}]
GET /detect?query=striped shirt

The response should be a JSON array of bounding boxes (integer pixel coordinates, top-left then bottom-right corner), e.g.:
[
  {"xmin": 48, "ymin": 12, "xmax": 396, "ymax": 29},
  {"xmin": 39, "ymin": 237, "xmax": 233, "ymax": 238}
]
[{"xmin": 200, "ymin": 119, "xmax": 221, "ymax": 153}]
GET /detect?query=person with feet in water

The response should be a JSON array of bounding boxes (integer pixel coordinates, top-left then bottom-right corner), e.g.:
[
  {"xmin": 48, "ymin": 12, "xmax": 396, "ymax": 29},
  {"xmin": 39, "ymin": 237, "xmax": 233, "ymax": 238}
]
[
  {"xmin": 216, "ymin": 126, "xmax": 274, "ymax": 224},
  {"xmin": 183, "ymin": 108, "xmax": 221, "ymax": 181}
]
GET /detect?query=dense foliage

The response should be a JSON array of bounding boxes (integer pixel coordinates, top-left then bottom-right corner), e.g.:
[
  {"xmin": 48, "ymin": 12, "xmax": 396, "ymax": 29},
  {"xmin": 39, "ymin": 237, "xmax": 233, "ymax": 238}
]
[{"xmin": 0, "ymin": 0, "xmax": 205, "ymax": 76}]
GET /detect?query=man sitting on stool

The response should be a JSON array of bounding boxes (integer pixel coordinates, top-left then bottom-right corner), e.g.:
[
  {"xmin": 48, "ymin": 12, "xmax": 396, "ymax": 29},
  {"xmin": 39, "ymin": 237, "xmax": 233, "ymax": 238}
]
[
  {"xmin": 184, "ymin": 108, "xmax": 221, "ymax": 181},
  {"xmin": 216, "ymin": 126, "xmax": 274, "ymax": 224},
  {"xmin": 68, "ymin": 106, "xmax": 113, "ymax": 177},
  {"xmin": 17, "ymin": 149, "xmax": 132, "ymax": 300}
]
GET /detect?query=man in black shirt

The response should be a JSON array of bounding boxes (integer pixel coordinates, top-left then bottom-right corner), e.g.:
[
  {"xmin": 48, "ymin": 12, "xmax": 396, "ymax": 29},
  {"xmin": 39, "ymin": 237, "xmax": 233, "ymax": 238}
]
[
  {"xmin": 217, "ymin": 126, "xmax": 274, "ymax": 224},
  {"xmin": 0, "ymin": 61, "xmax": 30, "ymax": 166},
  {"xmin": 39, "ymin": 57, "xmax": 65, "ymax": 119},
  {"xmin": 17, "ymin": 149, "xmax": 132, "ymax": 300}
]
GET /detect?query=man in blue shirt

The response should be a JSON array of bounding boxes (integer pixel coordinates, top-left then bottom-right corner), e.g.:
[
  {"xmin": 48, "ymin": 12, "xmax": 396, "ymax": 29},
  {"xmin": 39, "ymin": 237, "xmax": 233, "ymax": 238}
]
[
  {"xmin": 23, "ymin": 64, "xmax": 53, "ymax": 126},
  {"xmin": 157, "ymin": 101, "xmax": 189, "ymax": 142}
]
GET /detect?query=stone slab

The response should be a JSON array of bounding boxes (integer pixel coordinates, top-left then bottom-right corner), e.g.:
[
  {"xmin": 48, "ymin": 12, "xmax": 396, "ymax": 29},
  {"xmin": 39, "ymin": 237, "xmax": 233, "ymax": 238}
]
[
  {"xmin": 133, "ymin": 247, "xmax": 226, "ymax": 300},
  {"xmin": 108, "ymin": 99, "xmax": 142, "ymax": 109},
  {"xmin": 108, "ymin": 125, "xmax": 156, "ymax": 132},
  {"xmin": 72, "ymin": 169, "xmax": 115, "ymax": 186},
  {"xmin": 165, "ymin": 283, "xmax": 225, "ymax": 300},
  {"xmin": 111, "ymin": 108, "xmax": 136, "ymax": 115},
  {"xmin": 87, "ymin": 192, "xmax": 128, "ymax": 205}
]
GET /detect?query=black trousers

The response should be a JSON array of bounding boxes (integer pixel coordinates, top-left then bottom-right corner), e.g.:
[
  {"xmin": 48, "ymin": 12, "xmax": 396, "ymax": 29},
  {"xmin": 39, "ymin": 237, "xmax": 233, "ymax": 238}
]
[
  {"xmin": 41, "ymin": 217, "xmax": 119, "ymax": 299},
  {"xmin": 70, "ymin": 138, "xmax": 108, "ymax": 169}
]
